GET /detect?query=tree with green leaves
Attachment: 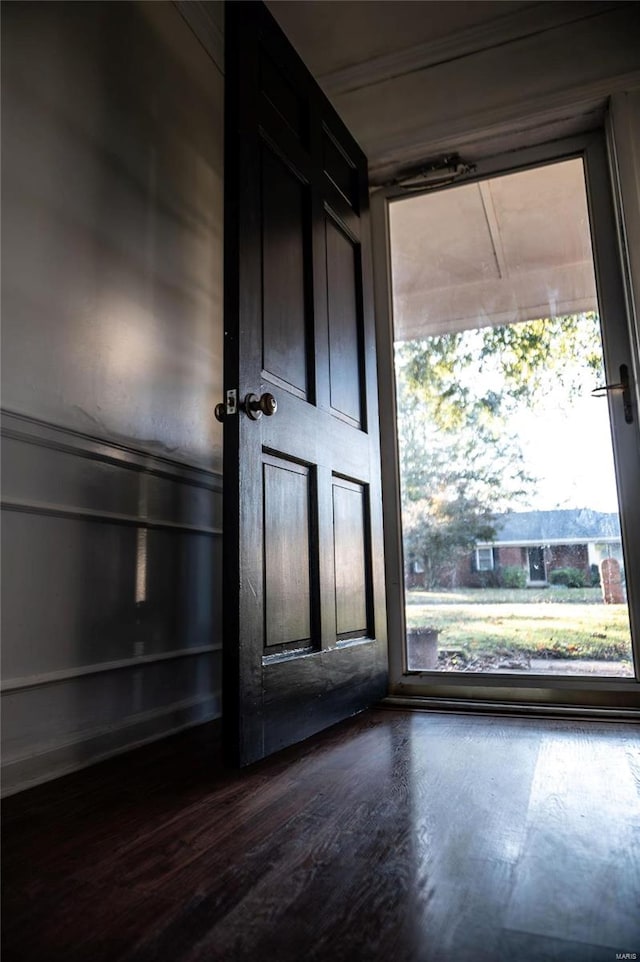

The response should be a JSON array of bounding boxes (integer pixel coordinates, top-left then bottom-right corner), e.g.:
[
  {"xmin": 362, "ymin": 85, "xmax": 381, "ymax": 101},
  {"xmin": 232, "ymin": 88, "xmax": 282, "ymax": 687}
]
[{"xmin": 397, "ymin": 312, "xmax": 603, "ymax": 588}]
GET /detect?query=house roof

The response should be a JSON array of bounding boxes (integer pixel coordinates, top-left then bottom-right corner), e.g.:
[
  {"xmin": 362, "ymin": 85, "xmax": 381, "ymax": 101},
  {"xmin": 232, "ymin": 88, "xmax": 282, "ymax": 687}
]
[{"xmin": 488, "ymin": 508, "xmax": 621, "ymax": 545}]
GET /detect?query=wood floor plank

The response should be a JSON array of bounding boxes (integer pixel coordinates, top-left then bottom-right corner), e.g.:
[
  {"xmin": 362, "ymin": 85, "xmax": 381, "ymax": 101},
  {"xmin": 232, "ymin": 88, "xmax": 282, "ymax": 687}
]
[
  {"xmin": 497, "ymin": 929, "xmax": 636, "ymax": 962},
  {"xmin": 2, "ymin": 710, "xmax": 639, "ymax": 962},
  {"xmin": 504, "ymin": 729, "xmax": 640, "ymax": 949}
]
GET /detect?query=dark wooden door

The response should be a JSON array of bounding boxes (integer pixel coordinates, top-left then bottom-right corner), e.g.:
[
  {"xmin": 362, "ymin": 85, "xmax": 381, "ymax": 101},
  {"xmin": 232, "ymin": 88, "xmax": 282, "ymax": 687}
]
[
  {"xmin": 528, "ymin": 547, "xmax": 545, "ymax": 582},
  {"xmin": 223, "ymin": 1, "xmax": 388, "ymax": 765}
]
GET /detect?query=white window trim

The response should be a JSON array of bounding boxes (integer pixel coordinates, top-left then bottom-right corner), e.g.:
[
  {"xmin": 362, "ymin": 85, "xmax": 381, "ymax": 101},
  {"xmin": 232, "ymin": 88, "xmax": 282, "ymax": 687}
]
[{"xmin": 475, "ymin": 547, "xmax": 494, "ymax": 572}]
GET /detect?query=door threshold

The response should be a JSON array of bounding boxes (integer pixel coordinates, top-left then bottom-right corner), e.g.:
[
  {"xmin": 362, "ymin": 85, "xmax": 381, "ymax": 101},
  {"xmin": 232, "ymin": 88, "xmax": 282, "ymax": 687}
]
[{"xmin": 380, "ymin": 694, "xmax": 640, "ymax": 722}]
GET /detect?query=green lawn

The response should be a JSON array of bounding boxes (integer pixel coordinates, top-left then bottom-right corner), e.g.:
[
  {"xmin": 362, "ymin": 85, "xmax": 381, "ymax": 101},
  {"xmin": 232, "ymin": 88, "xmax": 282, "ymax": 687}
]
[{"xmin": 405, "ymin": 587, "xmax": 632, "ymax": 661}]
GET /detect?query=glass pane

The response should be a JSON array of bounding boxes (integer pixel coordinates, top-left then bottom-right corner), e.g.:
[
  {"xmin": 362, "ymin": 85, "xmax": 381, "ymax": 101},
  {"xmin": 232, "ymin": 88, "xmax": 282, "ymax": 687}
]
[{"xmin": 390, "ymin": 158, "xmax": 635, "ymax": 677}]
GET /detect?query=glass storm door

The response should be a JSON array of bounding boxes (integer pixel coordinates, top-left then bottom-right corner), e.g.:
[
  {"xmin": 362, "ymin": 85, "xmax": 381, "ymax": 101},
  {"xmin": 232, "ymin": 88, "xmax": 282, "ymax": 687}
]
[{"xmin": 386, "ymin": 136, "xmax": 640, "ymax": 690}]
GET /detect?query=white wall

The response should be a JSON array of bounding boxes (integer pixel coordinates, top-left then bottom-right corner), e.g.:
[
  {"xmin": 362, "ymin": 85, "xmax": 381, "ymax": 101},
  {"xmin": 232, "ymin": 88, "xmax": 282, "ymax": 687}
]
[{"xmin": 1, "ymin": 0, "xmax": 225, "ymax": 794}]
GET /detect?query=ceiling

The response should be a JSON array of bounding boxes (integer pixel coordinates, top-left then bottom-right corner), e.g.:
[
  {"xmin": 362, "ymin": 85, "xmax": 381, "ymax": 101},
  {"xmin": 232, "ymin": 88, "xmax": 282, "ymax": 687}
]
[
  {"xmin": 264, "ymin": 1, "xmax": 637, "ymax": 181},
  {"xmin": 263, "ymin": 3, "xmax": 614, "ymax": 338},
  {"xmin": 265, "ymin": 1, "xmax": 537, "ymax": 79}
]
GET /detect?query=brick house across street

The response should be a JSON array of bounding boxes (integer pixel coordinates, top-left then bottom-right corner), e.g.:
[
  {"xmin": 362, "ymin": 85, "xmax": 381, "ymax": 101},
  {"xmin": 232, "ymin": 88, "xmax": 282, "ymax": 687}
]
[
  {"xmin": 407, "ymin": 509, "xmax": 624, "ymax": 589},
  {"xmin": 467, "ymin": 509, "xmax": 623, "ymax": 587}
]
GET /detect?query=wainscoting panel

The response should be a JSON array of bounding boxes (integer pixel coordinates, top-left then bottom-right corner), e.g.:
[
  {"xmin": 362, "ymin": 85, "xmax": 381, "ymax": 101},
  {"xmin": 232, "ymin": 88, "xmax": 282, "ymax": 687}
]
[{"xmin": 1, "ymin": 412, "xmax": 223, "ymax": 795}]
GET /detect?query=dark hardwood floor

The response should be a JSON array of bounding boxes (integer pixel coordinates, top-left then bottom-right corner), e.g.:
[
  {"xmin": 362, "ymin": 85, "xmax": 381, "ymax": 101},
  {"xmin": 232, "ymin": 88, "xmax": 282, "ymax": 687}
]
[{"xmin": 2, "ymin": 709, "xmax": 639, "ymax": 962}]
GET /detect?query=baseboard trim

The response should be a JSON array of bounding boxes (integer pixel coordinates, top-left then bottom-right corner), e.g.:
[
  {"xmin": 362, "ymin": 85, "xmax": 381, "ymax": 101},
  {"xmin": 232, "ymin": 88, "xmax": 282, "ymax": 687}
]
[
  {"xmin": 1, "ymin": 693, "xmax": 222, "ymax": 797},
  {"xmin": 381, "ymin": 694, "xmax": 640, "ymax": 722}
]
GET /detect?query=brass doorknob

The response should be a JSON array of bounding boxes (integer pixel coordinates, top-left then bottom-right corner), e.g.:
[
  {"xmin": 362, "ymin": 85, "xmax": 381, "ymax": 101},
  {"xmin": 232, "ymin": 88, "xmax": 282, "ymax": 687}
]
[{"xmin": 243, "ymin": 392, "xmax": 278, "ymax": 420}]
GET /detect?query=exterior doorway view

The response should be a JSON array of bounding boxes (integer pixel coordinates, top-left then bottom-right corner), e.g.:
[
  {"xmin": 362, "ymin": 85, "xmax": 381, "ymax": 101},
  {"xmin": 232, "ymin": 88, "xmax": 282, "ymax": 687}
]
[{"xmin": 389, "ymin": 149, "xmax": 638, "ymax": 679}]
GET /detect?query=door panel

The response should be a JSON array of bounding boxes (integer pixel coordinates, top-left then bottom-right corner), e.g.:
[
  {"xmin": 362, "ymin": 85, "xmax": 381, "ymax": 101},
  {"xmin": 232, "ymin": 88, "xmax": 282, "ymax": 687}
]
[
  {"xmin": 326, "ymin": 218, "xmax": 364, "ymax": 425},
  {"xmin": 224, "ymin": 1, "xmax": 387, "ymax": 765},
  {"xmin": 323, "ymin": 131, "xmax": 358, "ymax": 210},
  {"xmin": 333, "ymin": 478, "xmax": 369, "ymax": 637},
  {"xmin": 261, "ymin": 148, "xmax": 310, "ymax": 397},
  {"xmin": 264, "ymin": 457, "xmax": 312, "ymax": 650}
]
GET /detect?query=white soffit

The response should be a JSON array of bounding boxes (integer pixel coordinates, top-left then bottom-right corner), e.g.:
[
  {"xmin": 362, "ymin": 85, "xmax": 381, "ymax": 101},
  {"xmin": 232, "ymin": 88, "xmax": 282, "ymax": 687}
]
[{"xmin": 389, "ymin": 158, "xmax": 598, "ymax": 340}]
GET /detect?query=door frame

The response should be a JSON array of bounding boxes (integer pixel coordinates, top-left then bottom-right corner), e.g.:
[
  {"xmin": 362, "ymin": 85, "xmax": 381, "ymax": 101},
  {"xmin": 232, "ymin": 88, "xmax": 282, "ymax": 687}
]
[{"xmin": 372, "ymin": 126, "xmax": 640, "ymax": 713}]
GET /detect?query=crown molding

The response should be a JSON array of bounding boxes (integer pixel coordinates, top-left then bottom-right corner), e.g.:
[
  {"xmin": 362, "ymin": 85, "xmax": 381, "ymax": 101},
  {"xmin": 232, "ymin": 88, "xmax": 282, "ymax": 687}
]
[
  {"xmin": 367, "ymin": 69, "xmax": 640, "ymax": 184},
  {"xmin": 320, "ymin": 1, "xmax": 620, "ymax": 97},
  {"xmin": 174, "ymin": 0, "xmax": 225, "ymax": 75}
]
